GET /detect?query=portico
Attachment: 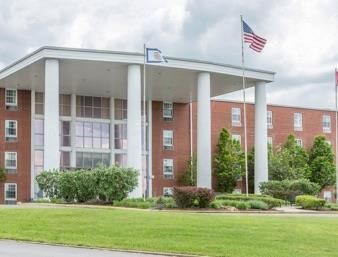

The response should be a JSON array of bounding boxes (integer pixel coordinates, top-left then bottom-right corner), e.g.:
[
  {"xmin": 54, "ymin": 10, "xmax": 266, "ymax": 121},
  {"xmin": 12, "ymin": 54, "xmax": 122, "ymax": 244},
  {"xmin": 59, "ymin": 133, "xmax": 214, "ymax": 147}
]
[{"xmin": 0, "ymin": 46, "xmax": 275, "ymax": 198}]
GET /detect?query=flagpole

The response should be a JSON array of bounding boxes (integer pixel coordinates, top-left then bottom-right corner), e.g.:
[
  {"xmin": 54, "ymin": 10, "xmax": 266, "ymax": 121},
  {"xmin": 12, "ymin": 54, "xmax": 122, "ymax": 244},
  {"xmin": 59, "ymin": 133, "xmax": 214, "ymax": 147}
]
[
  {"xmin": 143, "ymin": 43, "xmax": 147, "ymax": 199},
  {"xmin": 240, "ymin": 15, "xmax": 249, "ymax": 197},
  {"xmin": 335, "ymin": 68, "xmax": 338, "ymax": 204}
]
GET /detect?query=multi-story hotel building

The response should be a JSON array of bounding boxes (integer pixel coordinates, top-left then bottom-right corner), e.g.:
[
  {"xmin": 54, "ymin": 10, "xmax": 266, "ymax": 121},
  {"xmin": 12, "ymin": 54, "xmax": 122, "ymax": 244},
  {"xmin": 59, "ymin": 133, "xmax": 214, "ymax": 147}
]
[{"xmin": 0, "ymin": 46, "xmax": 334, "ymax": 204}]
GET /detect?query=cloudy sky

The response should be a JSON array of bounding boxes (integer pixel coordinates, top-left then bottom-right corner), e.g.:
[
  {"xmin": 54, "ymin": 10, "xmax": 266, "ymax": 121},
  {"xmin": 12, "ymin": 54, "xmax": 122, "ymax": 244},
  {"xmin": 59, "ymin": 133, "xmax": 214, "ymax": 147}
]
[{"xmin": 0, "ymin": 0, "xmax": 337, "ymax": 109}]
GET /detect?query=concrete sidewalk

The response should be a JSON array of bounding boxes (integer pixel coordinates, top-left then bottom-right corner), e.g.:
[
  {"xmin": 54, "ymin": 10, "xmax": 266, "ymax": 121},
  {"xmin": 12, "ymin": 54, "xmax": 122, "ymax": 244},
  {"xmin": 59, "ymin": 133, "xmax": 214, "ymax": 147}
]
[{"xmin": 0, "ymin": 240, "xmax": 183, "ymax": 257}]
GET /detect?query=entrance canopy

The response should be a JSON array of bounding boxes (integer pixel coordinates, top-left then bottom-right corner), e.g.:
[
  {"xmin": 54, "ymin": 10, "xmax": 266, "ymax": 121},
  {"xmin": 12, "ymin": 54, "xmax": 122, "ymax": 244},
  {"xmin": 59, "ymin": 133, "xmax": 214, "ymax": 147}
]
[{"xmin": 0, "ymin": 46, "xmax": 275, "ymax": 102}]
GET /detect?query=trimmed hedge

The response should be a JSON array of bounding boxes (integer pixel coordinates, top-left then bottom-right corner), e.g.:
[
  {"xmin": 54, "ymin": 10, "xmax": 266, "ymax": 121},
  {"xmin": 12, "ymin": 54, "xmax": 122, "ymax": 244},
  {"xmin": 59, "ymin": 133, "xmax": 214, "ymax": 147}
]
[
  {"xmin": 295, "ymin": 195, "xmax": 326, "ymax": 210},
  {"xmin": 259, "ymin": 179, "xmax": 320, "ymax": 202},
  {"xmin": 113, "ymin": 197, "xmax": 176, "ymax": 209},
  {"xmin": 216, "ymin": 194, "xmax": 285, "ymax": 208},
  {"xmin": 173, "ymin": 187, "xmax": 215, "ymax": 208},
  {"xmin": 210, "ymin": 199, "xmax": 268, "ymax": 210}
]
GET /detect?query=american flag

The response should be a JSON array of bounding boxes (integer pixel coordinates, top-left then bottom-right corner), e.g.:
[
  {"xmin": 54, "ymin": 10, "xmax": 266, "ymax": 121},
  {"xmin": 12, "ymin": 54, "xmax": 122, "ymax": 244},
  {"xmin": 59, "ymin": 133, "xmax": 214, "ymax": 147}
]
[{"xmin": 242, "ymin": 20, "xmax": 267, "ymax": 53}]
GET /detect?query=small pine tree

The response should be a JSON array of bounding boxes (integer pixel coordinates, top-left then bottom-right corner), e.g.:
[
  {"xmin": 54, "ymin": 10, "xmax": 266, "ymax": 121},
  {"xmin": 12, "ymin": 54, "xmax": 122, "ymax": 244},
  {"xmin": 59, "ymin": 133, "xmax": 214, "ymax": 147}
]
[
  {"xmin": 0, "ymin": 168, "xmax": 6, "ymax": 183},
  {"xmin": 308, "ymin": 136, "xmax": 336, "ymax": 189},
  {"xmin": 214, "ymin": 128, "xmax": 245, "ymax": 193},
  {"xmin": 178, "ymin": 157, "xmax": 197, "ymax": 186}
]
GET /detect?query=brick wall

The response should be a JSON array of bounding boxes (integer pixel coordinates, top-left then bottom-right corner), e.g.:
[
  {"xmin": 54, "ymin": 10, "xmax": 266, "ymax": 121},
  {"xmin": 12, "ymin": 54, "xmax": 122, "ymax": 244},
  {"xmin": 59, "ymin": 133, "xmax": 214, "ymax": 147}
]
[{"xmin": 0, "ymin": 89, "xmax": 31, "ymax": 203}]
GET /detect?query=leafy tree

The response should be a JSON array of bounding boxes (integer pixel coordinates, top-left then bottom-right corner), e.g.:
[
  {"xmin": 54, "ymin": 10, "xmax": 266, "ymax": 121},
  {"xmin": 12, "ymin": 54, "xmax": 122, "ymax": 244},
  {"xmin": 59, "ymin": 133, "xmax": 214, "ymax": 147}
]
[
  {"xmin": 269, "ymin": 135, "xmax": 310, "ymax": 180},
  {"xmin": 247, "ymin": 148, "xmax": 255, "ymax": 193},
  {"xmin": 308, "ymin": 136, "xmax": 336, "ymax": 189},
  {"xmin": 214, "ymin": 128, "xmax": 245, "ymax": 193},
  {"xmin": 178, "ymin": 157, "xmax": 197, "ymax": 186},
  {"xmin": 0, "ymin": 168, "xmax": 6, "ymax": 183}
]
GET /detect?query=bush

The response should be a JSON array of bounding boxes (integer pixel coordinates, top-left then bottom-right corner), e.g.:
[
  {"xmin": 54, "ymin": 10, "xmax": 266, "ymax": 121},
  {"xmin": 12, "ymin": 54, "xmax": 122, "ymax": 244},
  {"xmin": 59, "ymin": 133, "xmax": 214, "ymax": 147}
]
[
  {"xmin": 216, "ymin": 194, "xmax": 284, "ymax": 208},
  {"xmin": 295, "ymin": 195, "xmax": 326, "ymax": 210},
  {"xmin": 235, "ymin": 201, "xmax": 250, "ymax": 210},
  {"xmin": 260, "ymin": 179, "xmax": 321, "ymax": 202},
  {"xmin": 324, "ymin": 203, "xmax": 338, "ymax": 211},
  {"xmin": 58, "ymin": 171, "xmax": 77, "ymax": 202},
  {"xmin": 210, "ymin": 200, "xmax": 223, "ymax": 209},
  {"xmin": 247, "ymin": 200, "xmax": 268, "ymax": 210},
  {"xmin": 36, "ymin": 170, "xmax": 60, "ymax": 198},
  {"xmin": 173, "ymin": 187, "xmax": 215, "ymax": 208},
  {"xmin": 74, "ymin": 170, "xmax": 96, "ymax": 202},
  {"xmin": 0, "ymin": 168, "xmax": 6, "ymax": 183},
  {"xmin": 113, "ymin": 198, "xmax": 154, "ymax": 209}
]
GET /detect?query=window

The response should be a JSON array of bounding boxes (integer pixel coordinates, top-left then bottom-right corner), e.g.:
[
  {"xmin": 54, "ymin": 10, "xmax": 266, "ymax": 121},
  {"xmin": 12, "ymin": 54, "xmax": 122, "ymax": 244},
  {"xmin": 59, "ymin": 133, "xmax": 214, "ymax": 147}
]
[
  {"xmin": 163, "ymin": 130, "xmax": 173, "ymax": 150},
  {"xmin": 60, "ymin": 121, "xmax": 71, "ymax": 147},
  {"xmin": 114, "ymin": 99, "xmax": 127, "ymax": 120},
  {"xmin": 322, "ymin": 115, "xmax": 331, "ymax": 133},
  {"xmin": 76, "ymin": 96, "xmax": 110, "ymax": 119},
  {"xmin": 267, "ymin": 136, "xmax": 273, "ymax": 146},
  {"xmin": 163, "ymin": 102, "xmax": 173, "ymax": 120},
  {"xmin": 5, "ymin": 120, "xmax": 17, "ymax": 141},
  {"xmin": 35, "ymin": 92, "xmax": 44, "ymax": 115},
  {"xmin": 76, "ymin": 152, "xmax": 110, "ymax": 169},
  {"xmin": 231, "ymin": 107, "xmax": 241, "ymax": 126},
  {"xmin": 267, "ymin": 111, "xmax": 273, "ymax": 128},
  {"xmin": 59, "ymin": 94, "xmax": 71, "ymax": 116},
  {"xmin": 163, "ymin": 187, "xmax": 173, "ymax": 197},
  {"xmin": 115, "ymin": 153, "xmax": 127, "ymax": 167},
  {"xmin": 114, "ymin": 124, "xmax": 127, "ymax": 149},
  {"xmin": 60, "ymin": 151, "xmax": 71, "ymax": 169},
  {"xmin": 34, "ymin": 119, "xmax": 44, "ymax": 146},
  {"xmin": 163, "ymin": 159, "xmax": 174, "ymax": 179},
  {"xmin": 295, "ymin": 138, "xmax": 303, "ymax": 147},
  {"xmin": 232, "ymin": 134, "xmax": 241, "ymax": 144},
  {"xmin": 5, "ymin": 152, "xmax": 17, "ymax": 172},
  {"xmin": 294, "ymin": 113, "xmax": 303, "ymax": 131},
  {"xmin": 76, "ymin": 121, "xmax": 110, "ymax": 149},
  {"xmin": 5, "ymin": 89, "xmax": 17, "ymax": 107},
  {"xmin": 34, "ymin": 150, "xmax": 44, "ymax": 175},
  {"xmin": 5, "ymin": 183, "xmax": 17, "ymax": 201}
]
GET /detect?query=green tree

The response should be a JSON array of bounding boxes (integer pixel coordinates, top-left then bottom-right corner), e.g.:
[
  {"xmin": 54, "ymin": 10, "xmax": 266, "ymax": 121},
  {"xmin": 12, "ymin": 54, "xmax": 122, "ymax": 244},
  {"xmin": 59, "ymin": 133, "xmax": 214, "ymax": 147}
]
[
  {"xmin": 0, "ymin": 168, "xmax": 6, "ymax": 183},
  {"xmin": 269, "ymin": 135, "xmax": 310, "ymax": 180},
  {"xmin": 178, "ymin": 157, "xmax": 197, "ymax": 186},
  {"xmin": 247, "ymin": 148, "xmax": 255, "ymax": 193},
  {"xmin": 214, "ymin": 128, "xmax": 245, "ymax": 193},
  {"xmin": 308, "ymin": 136, "xmax": 336, "ymax": 189}
]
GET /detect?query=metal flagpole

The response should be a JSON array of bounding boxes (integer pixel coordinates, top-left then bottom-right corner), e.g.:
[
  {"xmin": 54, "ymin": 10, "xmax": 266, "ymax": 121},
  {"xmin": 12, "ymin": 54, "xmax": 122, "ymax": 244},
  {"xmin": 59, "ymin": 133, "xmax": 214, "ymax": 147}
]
[
  {"xmin": 240, "ymin": 15, "xmax": 249, "ymax": 197},
  {"xmin": 143, "ymin": 44, "xmax": 147, "ymax": 199},
  {"xmin": 335, "ymin": 68, "xmax": 338, "ymax": 204}
]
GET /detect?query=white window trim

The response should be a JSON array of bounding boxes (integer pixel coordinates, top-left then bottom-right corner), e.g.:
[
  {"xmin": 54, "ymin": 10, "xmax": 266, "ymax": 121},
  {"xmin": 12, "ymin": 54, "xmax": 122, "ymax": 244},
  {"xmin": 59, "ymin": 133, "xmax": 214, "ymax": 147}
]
[
  {"xmin": 163, "ymin": 102, "xmax": 173, "ymax": 119},
  {"xmin": 5, "ymin": 89, "xmax": 18, "ymax": 106},
  {"xmin": 163, "ymin": 159, "xmax": 174, "ymax": 178},
  {"xmin": 267, "ymin": 110, "xmax": 273, "ymax": 129},
  {"xmin": 5, "ymin": 152, "xmax": 17, "ymax": 169},
  {"xmin": 231, "ymin": 107, "xmax": 241, "ymax": 126},
  {"xmin": 322, "ymin": 115, "xmax": 331, "ymax": 133},
  {"xmin": 5, "ymin": 120, "xmax": 18, "ymax": 138},
  {"xmin": 4, "ymin": 183, "xmax": 17, "ymax": 201},
  {"xmin": 295, "ymin": 138, "xmax": 303, "ymax": 147},
  {"xmin": 294, "ymin": 113, "xmax": 303, "ymax": 131},
  {"xmin": 163, "ymin": 187, "xmax": 173, "ymax": 196},
  {"xmin": 163, "ymin": 130, "xmax": 174, "ymax": 149}
]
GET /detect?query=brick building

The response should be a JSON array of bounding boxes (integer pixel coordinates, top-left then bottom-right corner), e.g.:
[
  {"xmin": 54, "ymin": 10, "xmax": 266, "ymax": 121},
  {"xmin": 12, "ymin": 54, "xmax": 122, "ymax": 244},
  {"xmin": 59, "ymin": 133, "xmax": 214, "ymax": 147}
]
[{"xmin": 0, "ymin": 46, "xmax": 335, "ymax": 204}]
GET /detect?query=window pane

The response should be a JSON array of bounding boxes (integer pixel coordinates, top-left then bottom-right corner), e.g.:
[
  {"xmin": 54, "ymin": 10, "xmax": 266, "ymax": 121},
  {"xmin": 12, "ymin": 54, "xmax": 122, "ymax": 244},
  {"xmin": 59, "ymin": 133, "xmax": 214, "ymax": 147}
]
[
  {"xmin": 34, "ymin": 120, "xmax": 44, "ymax": 134},
  {"xmin": 76, "ymin": 137, "xmax": 83, "ymax": 148},
  {"xmin": 93, "ymin": 123, "xmax": 101, "ymax": 137},
  {"xmin": 85, "ymin": 96, "xmax": 92, "ymax": 106},
  {"xmin": 93, "ymin": 97, "xmax": 101, "ymax": 107},
  {"xmin": 84, "ymin": 137, "xmax": 93, "ymax": 148},
  {"xmin": 76, "ymin": 122, "xmax": 83, "ymax": 136},
  {"xmin": 93, "ymin": 137, "xmax": 101, "ymax": 148},
  {"xmin": 84, "ymin": 122, "xmax": 93, "ymax": 136}
]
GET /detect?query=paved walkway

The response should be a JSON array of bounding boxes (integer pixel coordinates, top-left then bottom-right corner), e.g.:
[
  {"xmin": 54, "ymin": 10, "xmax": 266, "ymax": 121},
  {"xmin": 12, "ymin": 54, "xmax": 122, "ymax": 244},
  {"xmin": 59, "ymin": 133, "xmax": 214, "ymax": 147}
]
[{"xmin": 0, "ymin": 240, "xmax": 175, "ymax": 257}]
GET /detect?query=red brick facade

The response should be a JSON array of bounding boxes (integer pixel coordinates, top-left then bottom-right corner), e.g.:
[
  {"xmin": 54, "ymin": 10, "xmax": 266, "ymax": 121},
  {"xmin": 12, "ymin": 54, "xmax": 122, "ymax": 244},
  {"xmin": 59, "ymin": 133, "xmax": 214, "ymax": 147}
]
[{"xmin": 0, "ymin": 89, "xmax": 31, "ymax": 204}]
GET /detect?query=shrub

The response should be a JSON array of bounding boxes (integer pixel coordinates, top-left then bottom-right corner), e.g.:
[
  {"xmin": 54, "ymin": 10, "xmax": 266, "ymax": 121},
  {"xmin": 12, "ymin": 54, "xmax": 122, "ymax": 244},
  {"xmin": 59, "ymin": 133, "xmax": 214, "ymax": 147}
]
[
  {"xmin": 247, "ymin": 200, "xmax": 268, "ymax": 210},
  {"xmin": 74, "ymin": 170, "xmax": 96, "ymax": 202},
  {"xmin": 113, "ymin": 198, "xmax": 154, "ymax": 209},
  {"xmin": 210, "ymin": 200, "xmax": 222, "ymax": 209},
  {"xmin": 260, "ymin": 179, "xmax": 321, "ymax": 202},
  {"xmin": 216, "ymin": 194, "xmax": 284, "ymax": 208},
  {"xmin": 0, "ymin": 168, "xmax": 6, "ymax": 183},
  {"xmin": 235, "ymin": 201, "xmax": 250, "ymax": 210},
  {"xmin": 173, "ymin": 187, "xmax": 215, "ymax": 208},
  {"xmin": 36, "ymin": 170, "xmax": 60, "ymax": 198},
  {"xmin": 58, "ymin": 171, "xmax": 77, "ymax": 202},
  {"xmin": 324, "ymin": 203, "xmax": 338, "ymax": 211},
  {"xmin": 295, "ymin": 195, "xmax": 326, "ymax": 210}
]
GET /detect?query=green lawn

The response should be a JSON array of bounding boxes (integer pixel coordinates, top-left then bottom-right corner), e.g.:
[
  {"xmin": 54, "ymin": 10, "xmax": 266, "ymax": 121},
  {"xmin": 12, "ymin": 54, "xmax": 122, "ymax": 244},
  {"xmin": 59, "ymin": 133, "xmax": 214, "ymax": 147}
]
[{"xmin": 0, "ymin": 207, "xmax": 337, "ymax": 257}]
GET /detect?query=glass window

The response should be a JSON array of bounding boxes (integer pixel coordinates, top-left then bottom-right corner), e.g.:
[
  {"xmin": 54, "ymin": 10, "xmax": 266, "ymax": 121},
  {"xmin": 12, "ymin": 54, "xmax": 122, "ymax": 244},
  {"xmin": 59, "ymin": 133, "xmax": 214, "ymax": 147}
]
[
  {"xmin": 5, "ymin": 89, "xmax": 17, "ymax": 106},
  {"xmin": 115, "ymin": 153, "xmax": 127, "ymax": 167},
  {"xmin": 60, "ymin": 151, "xmax": 71, "ymax": 169},
  {"xmin": 163, "ymin": 102, "xmax": 173, "ymax": 120},
  {"xmin": 35, "ymin": 92, "xmax": 44, "ymax": 115},
  {"xmin": 76, "ymin": 95, "xmax": 109, "ymax": 119},
  {"xmin": 267, "ymin": 136, "xmax": 273, "ymax": 146},
  {"xmin": 294, "ymin": 113, "xmax": 303, "ymax": 131},
  {"xmin": 114, "ymin": 99, "xmax": 127, "ymax": 120},
  {"xmin": 60, "ymin": 121, "xmax": 71, "ymax": 147},
  {"xmin": 59, "ymin": 94, "xmax": 71, "ymax": 116},
  {"xmin": 232, "ymin": 107, "xmax": 241, "ymax": 126},
  {"xmin": 232, "ymin": 134, "xmax": 241, "ymax": 144},
  {"xmin": 296, "ymin": 138, "xmax": 303, "ymax": 147},
  {"xmin": 163, "ymin": 187, "xmax": 173, "ymax": 197},
  {"xmin": 76, "ymin": 121, "xmax": 110, "ymax": 149},
  {"xmin": 5, "ymin": 152, "xmax": 17, "ymax": 171},
  {"xmin": 5, "ymin": 120, "xmax": 17, "ymax": 141},
  {"xmin": 267, "ymin": 111, "xmax": 273, "ymax": 128},
  {"xmin": 322, "ymin": 115, "xmax": 331, "ymax": 133},
  {"xmin": 163, "ymin": 159, "xmax": 174, "ymax": 179},
  {"xmin": 76, "ymin": 152, "xmax": 110, "ymax": 169},
  {"xmin": 34, "ymin": 119, "xmax": 44, "ymax": 146},
  {"xmin": 163, "ymin": 130, "xmax": 173, "ymax": 150},
  {"xmin": 5, "ymin": 183, "xmax": 17, "ymax": 201},
  {"xmin": 115, "ymin": 124, "xmax": 127, "ymax": 149}
]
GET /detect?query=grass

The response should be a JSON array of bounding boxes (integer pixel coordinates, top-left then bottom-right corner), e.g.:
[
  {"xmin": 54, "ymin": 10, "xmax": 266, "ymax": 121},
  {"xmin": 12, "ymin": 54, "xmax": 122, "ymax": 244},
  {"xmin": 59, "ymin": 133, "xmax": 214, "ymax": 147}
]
[{"xmin": 0, "ymin": 207, "xmax": 338, "ymax": 257}]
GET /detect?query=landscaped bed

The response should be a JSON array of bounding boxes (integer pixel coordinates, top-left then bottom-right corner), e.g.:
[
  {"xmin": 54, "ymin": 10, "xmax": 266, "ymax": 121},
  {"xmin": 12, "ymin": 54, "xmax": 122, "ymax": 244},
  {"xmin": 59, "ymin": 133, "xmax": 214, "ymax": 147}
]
[{"xmin": 0, "ymin": 207, "xmax": 337, "ymax": 257}]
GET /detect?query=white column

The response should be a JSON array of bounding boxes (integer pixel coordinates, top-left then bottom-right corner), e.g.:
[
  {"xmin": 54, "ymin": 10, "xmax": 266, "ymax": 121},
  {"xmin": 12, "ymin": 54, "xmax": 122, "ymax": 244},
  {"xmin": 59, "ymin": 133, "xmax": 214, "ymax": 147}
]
[
  {"xmin": 110, "ymin": 97, "xmax": 115, "ymax": 166},
  {"xmin": 197, "ymin": 72, "xmax": 212, "ymax": 188},
  {"xmin": 70, "ymin": 93, "xmax": 76, "ymax": 168},
  {"xmin": 44, "ymin": 59, "xmax": 60, "ymax": 170},
  {"xmin": 254, "ymin": 81, "xmax": 268, "ymax": 194},
  {"xmin": 127, "ymin": 64, "xmax": 143, "ymax": 197},
  {"xmin": 30, "ymin": 90, "xmax": 35, "ymax": 199},
  {"xmin": 147, "ymin": 100, "xmax": 153, "ymax": 197}
]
